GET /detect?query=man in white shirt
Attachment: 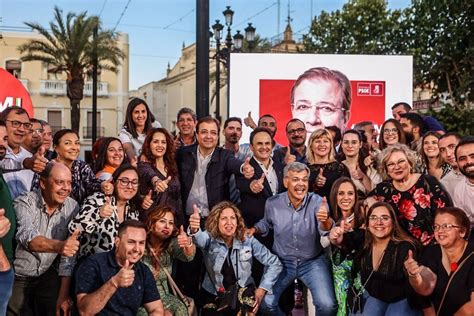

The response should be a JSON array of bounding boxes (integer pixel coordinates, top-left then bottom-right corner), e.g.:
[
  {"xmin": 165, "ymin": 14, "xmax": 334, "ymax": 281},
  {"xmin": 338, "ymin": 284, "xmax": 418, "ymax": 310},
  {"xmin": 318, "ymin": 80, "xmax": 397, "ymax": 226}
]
[{"xmin": 451, "ymin": 136, "xmax": 474, "ymax": 229}]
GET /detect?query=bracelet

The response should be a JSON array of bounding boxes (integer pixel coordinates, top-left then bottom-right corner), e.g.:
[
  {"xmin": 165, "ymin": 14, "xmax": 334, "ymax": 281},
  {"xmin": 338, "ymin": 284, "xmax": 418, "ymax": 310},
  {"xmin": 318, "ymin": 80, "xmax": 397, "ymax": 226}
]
[{"xmin": 110, "ymin": 277, "xmax": 119, "ymax": 289}]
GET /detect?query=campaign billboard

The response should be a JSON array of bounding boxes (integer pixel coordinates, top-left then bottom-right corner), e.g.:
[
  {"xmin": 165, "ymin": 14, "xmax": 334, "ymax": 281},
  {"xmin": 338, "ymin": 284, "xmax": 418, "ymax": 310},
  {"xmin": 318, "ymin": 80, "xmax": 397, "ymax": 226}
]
[
  {"xmin": 229, "ymin": 54, "xmax": 412, "ymax": 145},
  {"xmin": 0, "ymin": 68, "xmax": 34, "ymax": 117}
]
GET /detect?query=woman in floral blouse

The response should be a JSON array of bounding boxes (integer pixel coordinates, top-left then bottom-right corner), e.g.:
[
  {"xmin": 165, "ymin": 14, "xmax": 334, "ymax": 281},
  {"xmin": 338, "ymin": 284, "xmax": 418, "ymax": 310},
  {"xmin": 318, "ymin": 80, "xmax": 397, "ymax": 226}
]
[
  {"xmin": 138, "ymin": 206, "xmax": 195, "ymax": 316},
  {"xmin": 368, "ymin": 144, "xmax": 452, "ymax": 246},
  {"xmin": 69, "ymin": 164, "xmax": 141, "ymax": 258}
]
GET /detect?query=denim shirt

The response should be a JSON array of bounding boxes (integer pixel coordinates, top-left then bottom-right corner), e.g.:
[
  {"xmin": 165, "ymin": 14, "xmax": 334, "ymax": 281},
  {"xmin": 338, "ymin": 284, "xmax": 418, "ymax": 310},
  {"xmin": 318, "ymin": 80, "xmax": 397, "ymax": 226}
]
[
  {"xmin": 193, "ymin": 230, "xmax": 282, "ymax": 295},
  {"xmin": 254, "ymin": 192, "xmax": 331, "ymax": 261}
]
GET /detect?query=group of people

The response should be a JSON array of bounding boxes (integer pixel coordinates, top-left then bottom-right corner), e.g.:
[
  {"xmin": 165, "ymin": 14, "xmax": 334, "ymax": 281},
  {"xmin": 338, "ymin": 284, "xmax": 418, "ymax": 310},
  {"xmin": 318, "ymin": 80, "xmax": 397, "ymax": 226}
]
[{"xmin": 0, "ymin": 86, "xmax": 472, "ymax": 316}]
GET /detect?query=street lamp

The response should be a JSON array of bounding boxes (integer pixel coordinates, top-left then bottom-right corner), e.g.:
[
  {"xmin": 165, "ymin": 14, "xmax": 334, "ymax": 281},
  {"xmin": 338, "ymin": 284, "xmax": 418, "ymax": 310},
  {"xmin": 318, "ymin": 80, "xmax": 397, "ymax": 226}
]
[{"xmin": 210, "ymin": 6, "xmax": 256, "ymax": 121}]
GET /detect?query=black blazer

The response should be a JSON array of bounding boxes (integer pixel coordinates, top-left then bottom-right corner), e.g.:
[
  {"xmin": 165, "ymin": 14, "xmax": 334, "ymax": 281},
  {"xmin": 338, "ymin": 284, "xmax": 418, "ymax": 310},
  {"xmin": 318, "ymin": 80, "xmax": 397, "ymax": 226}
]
[
  {"xmin": 236, "ymin": 156, "xmax": 285, "ymax": 227},
  {"xmin": 177, "ymin": 144, "xmax": 244, "ymax": 214}
]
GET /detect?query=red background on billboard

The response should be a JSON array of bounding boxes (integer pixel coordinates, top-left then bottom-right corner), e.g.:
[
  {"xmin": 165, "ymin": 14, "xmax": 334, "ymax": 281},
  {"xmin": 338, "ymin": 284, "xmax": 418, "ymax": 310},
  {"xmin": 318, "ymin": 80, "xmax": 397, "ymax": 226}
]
[
  {"xmin": 0, "ymin": 68, "xmax": 34, "ymax": 117},
  {"xmin": 259, "ymin": 79, "xmax": 385, "ymax": 145}
]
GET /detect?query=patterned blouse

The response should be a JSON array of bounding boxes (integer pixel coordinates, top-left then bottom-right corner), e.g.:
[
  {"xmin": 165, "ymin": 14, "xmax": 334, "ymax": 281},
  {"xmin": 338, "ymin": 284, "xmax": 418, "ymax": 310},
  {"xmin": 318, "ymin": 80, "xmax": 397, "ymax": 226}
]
[
  {"xmin": 137, "ymin": 161, "xmax": 184, "ymax": 226},
  {"xmin": 68, "ymin": 191, "xmax": 140, "ymax": 258},
  {"xmin": 137, "ymin": 239, "xmax": 195, "ymax": 316},
  {"xmin": 31, "ymin": 160, "xmax": 102, "ymax": 205},
  {"xmin": 368, "ymin": 174, "xmax": 453, "ymax": 246}
]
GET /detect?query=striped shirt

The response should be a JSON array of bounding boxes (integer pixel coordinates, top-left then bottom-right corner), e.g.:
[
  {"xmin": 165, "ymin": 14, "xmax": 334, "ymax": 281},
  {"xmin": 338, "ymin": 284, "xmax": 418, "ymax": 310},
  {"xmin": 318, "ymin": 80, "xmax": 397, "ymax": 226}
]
[{"xmin": 14, "ymin": 190, "xmax": 79, "ymax": 277}]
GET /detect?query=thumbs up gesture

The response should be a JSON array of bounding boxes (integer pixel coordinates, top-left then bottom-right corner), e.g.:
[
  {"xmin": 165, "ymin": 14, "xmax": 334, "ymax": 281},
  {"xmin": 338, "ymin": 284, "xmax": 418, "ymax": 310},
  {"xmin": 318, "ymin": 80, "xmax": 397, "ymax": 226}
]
[
  {"xmin": 351, "ymin": 165, "xmax": 364, "ymax": 180},
  {"xmin": 404, "ymin": 250, "xmax": 422, "ymax": 278},
  {"xmin": 61, "ymin": 229, "xmax": 81, "ymax": 257},
  {"xmin": 100, "ymin": 196, "xmax": 114, "ymax": 218},
  {"xmin": 316, "ymin": 197, "xmax": 329, "ymax": 223},
  {"xmin": 243, "ymin": 111, "xmax": 257, "ymax": 129},
  {"xmin": 155, "ymin": 176, "xmax": 171, "ymax": 193},
  {"xmin": 0, "ymin": 208, "xmax": 11, "ymax": 238},
  {"xmin": 315, "ymin": 168, "xmax": 326, "ymax": 188},
  {"xmin": 284, "ymin": 146, "xmax": 296, "ymax": 165},
  {"xmin": 141, "ymin": 190, "xmax": 153, "ymax": 210},
  {"xmin": 101, "ymin": 178, "xmax": 114, "ymax": 196},
  {"xmin": 250, "ymin": 173, "xmax": 265, "ymax": 194},
  {"xmin": 329, "ymin": 219, "xmax": 345, "ymax": 245},
  {"xmin": 25, "ymin": 146, "xmax": 48, "ymax": 173},
  {"xmin": 177, "ymin": 225, "xmax": 192, "ymax": 249},
  {"xmin": 113, "ymin": 259, "xmax": 135, "ymax": 288},
  {"xmin": 242, "ymin": 157, "xmax": 255, "ymax": 179},
  {"xmin": 189, "ymin": 204, "xmax": 201, "ymax": 234}
]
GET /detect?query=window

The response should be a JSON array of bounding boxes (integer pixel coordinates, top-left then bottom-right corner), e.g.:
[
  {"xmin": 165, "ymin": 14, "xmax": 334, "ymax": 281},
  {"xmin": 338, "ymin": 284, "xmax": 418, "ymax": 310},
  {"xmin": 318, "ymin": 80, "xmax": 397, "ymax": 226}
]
[
  {"xmin": 6, "ymin": 60, "xmax": 21, "ymax": 78},
  {"xmin": 47, "ymin": 110, "xmax": 62, "ymax": 134},
  {"xmin": 85, "ymin": 111, "xmax": 102, "ymax": 138}
]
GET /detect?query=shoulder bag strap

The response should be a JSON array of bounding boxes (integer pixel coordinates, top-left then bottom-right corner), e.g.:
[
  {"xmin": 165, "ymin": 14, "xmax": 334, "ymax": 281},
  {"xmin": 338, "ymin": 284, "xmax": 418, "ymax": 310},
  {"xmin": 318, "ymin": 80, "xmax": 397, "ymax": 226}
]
[
  {"xmin": 149, "ymin": 248, "xmax": 188, "ymax": 301},
  {"xmin": 357, "ymin": 249, "xmax": 386, "ymax": 297},
  {"xmin": 436, "ymin": 252, "xmax": 474, "ymax": 316}
]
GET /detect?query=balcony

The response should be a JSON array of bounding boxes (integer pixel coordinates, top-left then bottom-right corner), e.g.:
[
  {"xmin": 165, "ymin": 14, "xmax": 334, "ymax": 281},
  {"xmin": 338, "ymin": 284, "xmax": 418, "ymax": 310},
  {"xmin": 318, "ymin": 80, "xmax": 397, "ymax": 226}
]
[
  {"xmin": 40, "ymin": 80, "xmax": 109, "ymax": 97},
  {"xmin": 84, "ymin": 81, "xmax": 109, "ymax": 97},
  {"xmin": 83, "ymin": 126, "xmax": 105, "ymax": 139},
  {"xmin": 40, "ymin": 80, "xmax": 67, "ymax": 96}
]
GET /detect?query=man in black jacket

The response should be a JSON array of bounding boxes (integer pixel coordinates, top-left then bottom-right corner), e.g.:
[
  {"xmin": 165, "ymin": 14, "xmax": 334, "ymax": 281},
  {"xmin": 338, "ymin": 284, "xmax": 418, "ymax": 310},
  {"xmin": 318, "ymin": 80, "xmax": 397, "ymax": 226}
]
[{"xmin": 176, "ymin": 116, "xmax": 254, "ymax": 304}]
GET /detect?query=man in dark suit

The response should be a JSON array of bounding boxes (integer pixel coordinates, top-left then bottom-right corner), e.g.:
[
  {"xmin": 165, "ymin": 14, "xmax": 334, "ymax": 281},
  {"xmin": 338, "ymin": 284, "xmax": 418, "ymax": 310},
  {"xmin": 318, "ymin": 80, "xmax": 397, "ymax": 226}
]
[
  {"xmin": 236, "ymin": 127, "xmax": 285, "ymax": 232},
  {"xmin": 176, "ymin": 116, "xmax": 254, "ymax": 304}
]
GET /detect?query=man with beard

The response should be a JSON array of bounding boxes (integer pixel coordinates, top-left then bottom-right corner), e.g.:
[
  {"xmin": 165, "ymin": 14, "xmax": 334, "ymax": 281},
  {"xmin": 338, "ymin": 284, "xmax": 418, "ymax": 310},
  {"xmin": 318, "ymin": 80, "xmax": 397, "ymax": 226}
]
[
  {"xmin": 249, "ymin": 162, "xmax": 337, "ymax": 316},
  {"xmin": 451, "ymin": 136, "xmax": 474, "ymax": 231},
  {"xmin": 75, "ymin": 220, "xmax": 164, "ymax": 315},
  {"xmin": 439, "ymin": 132, "xmax": 463, "ymax": 198},
  {"xmin": 0, "ymin": 121, "xmax": 15, "ymax": 315},
  {"xmin": 392, "ymin": 102, "xmax": 444, "ymax": 134},
  {"xmin": 273, "ymin": 119, "xmax": 308, "ymax": 165},
  {"xmin": 400, "ymin": 112, "xmax": 425, "ymax": 152},
  {"xmin": 242, "ymin": 113, "xmax": 283, "ymax": 152}
]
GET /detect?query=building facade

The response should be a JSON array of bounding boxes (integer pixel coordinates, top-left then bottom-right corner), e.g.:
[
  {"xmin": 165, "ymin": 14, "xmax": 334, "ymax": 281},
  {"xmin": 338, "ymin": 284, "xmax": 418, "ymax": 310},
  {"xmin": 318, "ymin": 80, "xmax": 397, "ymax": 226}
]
[{"xmin": 0, "ymin": 31, "xmax": 130, "ymax": 158}]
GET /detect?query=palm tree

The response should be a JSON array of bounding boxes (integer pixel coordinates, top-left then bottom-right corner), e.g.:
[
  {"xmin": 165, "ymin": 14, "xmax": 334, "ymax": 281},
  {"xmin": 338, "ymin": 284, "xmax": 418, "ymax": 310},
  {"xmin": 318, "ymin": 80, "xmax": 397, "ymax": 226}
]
[{"xmin": 18, "ymin": 6, "xmax": 125, "ymax": 133}]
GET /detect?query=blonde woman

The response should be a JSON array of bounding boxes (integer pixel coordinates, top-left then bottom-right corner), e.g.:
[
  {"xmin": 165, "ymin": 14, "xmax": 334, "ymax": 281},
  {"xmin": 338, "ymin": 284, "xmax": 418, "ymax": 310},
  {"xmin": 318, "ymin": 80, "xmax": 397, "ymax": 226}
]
[{"xmin": 306, "ymin": 128, "xmax": 350, "ymax": 199}]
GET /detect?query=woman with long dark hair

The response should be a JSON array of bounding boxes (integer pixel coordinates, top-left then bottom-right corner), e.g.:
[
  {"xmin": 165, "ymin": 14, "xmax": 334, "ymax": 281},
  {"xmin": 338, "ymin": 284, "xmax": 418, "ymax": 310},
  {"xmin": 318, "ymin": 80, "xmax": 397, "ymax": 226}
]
[
  {"xmin": 137, "ymin": 128, "xmax": 183, "ymax": 224},
  {"xmin": 93, "ymin": 137, "xmax": 126, "ymax": 180},
  {"xmin": 330, "ymin": 202, "xmax": 420, "ymax": 315},
  {"xmin": 419, "ymin": 131, "xmax": 452, "ymax": 180},
  {"xmin": 119, "ymin": 98, "xmax": 158, "ymax": 162}
]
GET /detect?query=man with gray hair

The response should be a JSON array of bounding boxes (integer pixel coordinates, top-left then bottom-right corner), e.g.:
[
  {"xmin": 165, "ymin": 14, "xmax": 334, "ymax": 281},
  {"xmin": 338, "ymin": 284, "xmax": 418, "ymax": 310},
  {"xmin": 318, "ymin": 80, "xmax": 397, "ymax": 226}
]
[{"xmin": 249, "ymin": 162, "xmax": 337, "ymax": 316}]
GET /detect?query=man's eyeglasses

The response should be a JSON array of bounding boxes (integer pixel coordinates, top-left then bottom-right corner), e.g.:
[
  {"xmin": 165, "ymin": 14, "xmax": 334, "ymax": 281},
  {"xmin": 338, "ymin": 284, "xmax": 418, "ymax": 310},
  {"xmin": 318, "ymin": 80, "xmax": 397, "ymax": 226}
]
[
  {"xmin": 433, "ymin": 223, "xmax": 462, "ymax": 232},
  {"xmin": 368, "ymin": 215, "xmax": 391, "ymax": 223},
  {"xmin": 287, "ymin": 128, "xmax": 306, "ymax": 135},
  {"xmin": 28, "ymin": 128, "xmax": 44, "ymax": 135},
  {"xmin": 6, "ymin": 120, "xmax": 32, "ymax": 130},
  {"xmin": 292, "ymin": 102, "xmax": 344, "ymax": 115},
  {"xmin": 117, "ymin": 178, "xmax": 139, "ymax": 187}
]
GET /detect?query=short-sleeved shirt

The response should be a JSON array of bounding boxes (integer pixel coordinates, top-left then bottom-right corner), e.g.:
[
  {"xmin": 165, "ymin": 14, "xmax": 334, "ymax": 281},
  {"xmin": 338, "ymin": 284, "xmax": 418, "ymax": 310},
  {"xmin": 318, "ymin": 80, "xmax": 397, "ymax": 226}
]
[
  {"xmin": 420, "ymin": 242, "xmax": 474, "ymax": 316},
  {"xmin": 119, "ymin": 128, "xmax": 146, "ymax": 157},
  {"xmin": 75, "ymin": 250, "xmax": 160, "ymax": 316}
]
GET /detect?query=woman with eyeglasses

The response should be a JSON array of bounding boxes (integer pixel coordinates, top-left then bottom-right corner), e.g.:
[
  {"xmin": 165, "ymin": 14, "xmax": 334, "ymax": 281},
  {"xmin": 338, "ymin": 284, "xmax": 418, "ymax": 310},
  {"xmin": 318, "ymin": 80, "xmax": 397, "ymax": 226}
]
[
  {"xmin": 330, "ymin": 201, "xmax": 420, "ymax": 315},
  {"xmin": 306, "ymin": 128, "xmax": 350, "ymax": 200},
  {"xmin": 69, "ymin": 164, "xmax": 141, "ymax": 258},
  {"xmin": 367, "ymin": 144, "xmax": 452, "ymax": 246},
  {"xmin": 340, "ymin": 130, "xmax": 382, "ymax": 196},
  {"xmin": 93, "ymin": 137, "xmax": 126, "ymax": 180},
  {"xmin": 137, "ymin": 128, "xmax": 183, "ymax": 225},
  {"xmin": 404, "ymin": 207, "xmax": 474, "ymax": 316},
  {"xmin": 420, "ymin": 131, "xmax": 452, "ymax": 181},
  {"xmin": 379, "ymin": 119, "xmax": 406, "ymax": 150}
]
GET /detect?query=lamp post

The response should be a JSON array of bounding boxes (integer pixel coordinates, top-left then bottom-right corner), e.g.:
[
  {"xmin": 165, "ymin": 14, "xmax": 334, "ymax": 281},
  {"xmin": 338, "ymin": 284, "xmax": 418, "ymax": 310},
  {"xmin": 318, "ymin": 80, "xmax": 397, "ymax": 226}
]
[{"xmin": 211, "ymin": 6, "xmax": 256, "ymax": 121}]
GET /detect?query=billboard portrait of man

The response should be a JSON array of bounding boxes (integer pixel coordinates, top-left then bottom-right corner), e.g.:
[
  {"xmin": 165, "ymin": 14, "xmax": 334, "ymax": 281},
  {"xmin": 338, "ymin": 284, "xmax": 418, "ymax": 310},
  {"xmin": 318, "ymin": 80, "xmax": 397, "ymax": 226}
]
[{"xmin": 290, "ymin": 67, "xmax": 351, "ymax": 138}]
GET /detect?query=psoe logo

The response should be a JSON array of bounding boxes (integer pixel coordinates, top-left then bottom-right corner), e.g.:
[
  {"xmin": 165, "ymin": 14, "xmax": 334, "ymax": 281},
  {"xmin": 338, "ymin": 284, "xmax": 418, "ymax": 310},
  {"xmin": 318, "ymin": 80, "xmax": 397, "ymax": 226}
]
[
  {"xmin": 357, "ymin": 83, "xmax": 371, "ymax": 96},
  {"xmin": 0, "ymin": 97, "xmax": 23, "ymax": 112}
]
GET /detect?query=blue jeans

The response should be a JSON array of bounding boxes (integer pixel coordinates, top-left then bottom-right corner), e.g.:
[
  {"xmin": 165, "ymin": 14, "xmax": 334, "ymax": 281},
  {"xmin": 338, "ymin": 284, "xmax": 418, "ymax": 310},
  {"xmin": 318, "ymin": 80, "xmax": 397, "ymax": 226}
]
[
  {"xmin": 0, "ymin": 268, "xmax": 14, "ymax": 316},
  {"xmin": 362, "ymin": 293, "xmax": 421, "ymax": 316},
  {"xmin": 261, "ymin": 255, "xmax": 337, "ymax": 316}
]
